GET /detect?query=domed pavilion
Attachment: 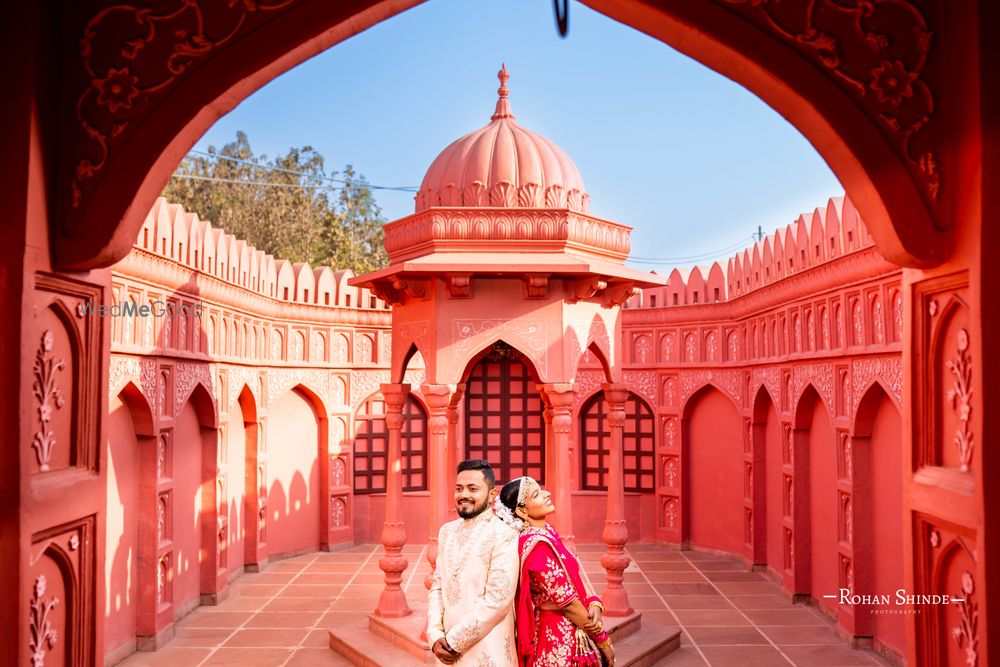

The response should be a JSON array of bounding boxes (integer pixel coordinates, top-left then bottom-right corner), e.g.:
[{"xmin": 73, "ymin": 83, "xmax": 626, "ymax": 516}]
[{"xmin": 338, "ymin": 66, "xmax": 673, "ymax": 663}]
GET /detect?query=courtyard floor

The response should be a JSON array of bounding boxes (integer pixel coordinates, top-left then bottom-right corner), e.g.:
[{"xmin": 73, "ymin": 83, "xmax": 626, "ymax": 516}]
[{"xmin": 117, "ymin": 543, "xmax": 894, "ymax": 667}]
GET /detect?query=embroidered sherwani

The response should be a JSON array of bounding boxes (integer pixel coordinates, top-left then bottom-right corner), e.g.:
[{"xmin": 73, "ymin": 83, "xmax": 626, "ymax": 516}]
[{"xmin": 427, "ymin": 509, "xmax": 519, "ymax": 666}]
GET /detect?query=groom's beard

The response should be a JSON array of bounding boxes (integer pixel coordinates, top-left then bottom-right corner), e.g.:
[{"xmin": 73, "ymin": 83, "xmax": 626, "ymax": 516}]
[{"xmin": 457, "ymin": 496, "xmax": 490, "ymax": 519}]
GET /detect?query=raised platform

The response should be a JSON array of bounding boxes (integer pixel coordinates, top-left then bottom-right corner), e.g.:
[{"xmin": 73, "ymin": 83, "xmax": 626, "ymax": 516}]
[{"xmin": 329, "ymin": 602, "xmax": 680, "ymax": 666}]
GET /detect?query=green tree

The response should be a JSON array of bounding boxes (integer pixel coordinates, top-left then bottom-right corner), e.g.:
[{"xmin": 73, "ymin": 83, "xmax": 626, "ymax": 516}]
[{"xmin": 162, "ymin": 131, "xmax": 388, "ymax": 274}]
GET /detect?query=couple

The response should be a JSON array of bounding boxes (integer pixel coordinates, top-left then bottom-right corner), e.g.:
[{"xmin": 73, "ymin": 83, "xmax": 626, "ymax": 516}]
[{"xmin": 427, "ymin": 459, "xmax": 616, "ymax": 667}]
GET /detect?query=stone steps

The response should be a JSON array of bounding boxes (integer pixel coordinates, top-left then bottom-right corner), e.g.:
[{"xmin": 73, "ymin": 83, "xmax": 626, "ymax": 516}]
[{"xmin": 329, "ymin": 611, "xmax": 681, "ymax": 666}]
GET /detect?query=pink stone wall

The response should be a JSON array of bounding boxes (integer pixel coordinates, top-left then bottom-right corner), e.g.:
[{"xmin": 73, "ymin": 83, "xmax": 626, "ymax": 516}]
[
  {"xmin": 803, "ymin": 389, "xmax": 838, "ymax": 617},
  {"xmin": 685, "ymin": 388, "xmax": 744, "ymax": 554},
  {"xmin": 266, "ymin": 390, "xmax": 321, "ymax": 557},
  {"xmin": 227, "ymin": 398, "xmax": 247, "ymax": 575},
  {"xmin": 105, "ymin": 396, "xmax": 139, "ymax": 657},
  {"xmin": 173, "ymin": 400, "xmax": 204, "ymax": 617}
]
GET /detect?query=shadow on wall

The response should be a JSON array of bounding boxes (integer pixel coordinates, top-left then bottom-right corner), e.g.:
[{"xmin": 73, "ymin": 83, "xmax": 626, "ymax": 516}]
[{"xmin": 104, "ymin": 275, "xmax": 327, "ymax": 661}]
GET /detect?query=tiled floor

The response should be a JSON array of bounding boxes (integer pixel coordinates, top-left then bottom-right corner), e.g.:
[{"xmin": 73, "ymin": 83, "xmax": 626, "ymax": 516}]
[{"xmin": 117, "ymin": 543, "xmax": 893, "ymax": 667}]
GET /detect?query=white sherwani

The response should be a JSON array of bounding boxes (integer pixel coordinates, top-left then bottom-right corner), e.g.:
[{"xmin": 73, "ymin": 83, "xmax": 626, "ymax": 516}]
[{"xmin": 427, "ymin": 509, "xmax": 518, "ymax": 666}]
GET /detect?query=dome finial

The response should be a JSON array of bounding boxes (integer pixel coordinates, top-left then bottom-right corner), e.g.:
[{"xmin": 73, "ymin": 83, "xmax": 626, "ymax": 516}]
[{"xmin": 491, "ymin": 63, "xmax": 515, "ymax": 121}]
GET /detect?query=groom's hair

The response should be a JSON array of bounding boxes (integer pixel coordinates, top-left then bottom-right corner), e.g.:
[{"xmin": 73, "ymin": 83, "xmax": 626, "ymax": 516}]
[{"xmin": 456, "ymin": 459, "xmax": 496, "ymax": 489}]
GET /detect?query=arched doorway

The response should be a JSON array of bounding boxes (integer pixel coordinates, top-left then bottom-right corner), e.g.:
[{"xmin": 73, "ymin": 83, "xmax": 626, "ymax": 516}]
[
  {"xmin": 796, "ymin": 385, "xmax": 838, "ymax": 616},
  {"xmin": 579, "ymin": 391, "xmax": 655, "ymax": 492},
  {"xmin": 265, "ymin": 387, "xmax": 324, "ymax": 557},
  {"xmin": 752, "ymin": 385, "xmax": 783, "ymax": 574},
  {"xmin": 853, "ymin": 382, "xmax": 904, "ymax": 657},
  {"xmin": 463, "ymin": 342, "xmax": 544, "ymax": 484},
  {"xmin": 104, "ymin": 383, "xmax": 155, "ymax": 662},
  {"xmin": 682, "ymin": 385, "xmax": 743, "ymax": 554}
]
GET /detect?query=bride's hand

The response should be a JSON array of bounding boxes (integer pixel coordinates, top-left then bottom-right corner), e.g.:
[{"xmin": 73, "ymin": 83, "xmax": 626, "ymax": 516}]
[
  {"xmin": 584, "ymin": 604, "xmax": 603, "ymax": 633},
  {"xmin": 600, "ymin": 642, "xmax": 615, "ymax": 667}
]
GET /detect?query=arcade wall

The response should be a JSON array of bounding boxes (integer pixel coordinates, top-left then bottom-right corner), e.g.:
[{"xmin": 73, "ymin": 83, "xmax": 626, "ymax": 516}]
[{"xmin": 105, "ymin": 195, "xmax": 906, "ymax": 660}]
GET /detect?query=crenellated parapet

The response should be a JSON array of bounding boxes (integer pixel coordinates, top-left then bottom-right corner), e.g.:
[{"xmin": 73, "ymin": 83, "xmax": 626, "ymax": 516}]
[{"xmin": 634, "ymin": 195, "xmax": 875, "ymax": 308}]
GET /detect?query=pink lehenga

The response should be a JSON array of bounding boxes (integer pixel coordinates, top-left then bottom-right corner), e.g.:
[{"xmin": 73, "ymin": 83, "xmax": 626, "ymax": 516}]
[{"xmin": 515, "ymin": 523, "xmax": 605, "ymax": 667}]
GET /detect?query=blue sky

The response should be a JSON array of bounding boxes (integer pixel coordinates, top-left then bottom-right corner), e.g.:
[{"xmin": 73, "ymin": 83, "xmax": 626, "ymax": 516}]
[{"xmin": 193, "ymin": 0, "xmax": 842, "ymax": 272}]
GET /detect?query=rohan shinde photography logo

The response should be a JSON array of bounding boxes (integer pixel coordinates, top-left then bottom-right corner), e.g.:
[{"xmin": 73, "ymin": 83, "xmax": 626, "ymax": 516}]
[{"xmin": 824, "ymin": 588, "xmax": 963, "ymax": 615}]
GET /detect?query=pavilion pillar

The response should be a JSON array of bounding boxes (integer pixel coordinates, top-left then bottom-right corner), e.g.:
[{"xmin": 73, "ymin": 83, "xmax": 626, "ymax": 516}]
[
  {"xmin": 538, "ymin": 383, "xmax": 576, "ymax": 552},
  {"xmin": 374, "ymin": 382, "xmax": 412, "ymax": 617},
  {"xmin": 422, "ymin": 383, "xmax": 457, "ymax": 590},
  {"xmin": 446, "ymin": 384, "xmax": 465, "ymax": 517},
  {"xmin": 600, "ymin": 383, "xmax": 634, "ymax": 616}
]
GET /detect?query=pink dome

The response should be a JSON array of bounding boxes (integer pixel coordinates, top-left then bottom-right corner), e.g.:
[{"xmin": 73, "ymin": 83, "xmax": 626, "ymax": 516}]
[{"xmin": 415, "ymin": 65, "xmax": 589, "ymax": 213}]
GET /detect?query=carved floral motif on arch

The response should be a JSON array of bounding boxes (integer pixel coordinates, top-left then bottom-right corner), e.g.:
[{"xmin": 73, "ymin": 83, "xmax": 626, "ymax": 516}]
[
  {"xmin": 108, "ymin": 355, "xmax": 157, "ymax": 406},
  {"xmin": 622, "ymin": 370, "xmax": 657, "ymax": 408},
  {"xmin": 393, "ymin": 321, "xmax": 430, "ymax": 374},
  {"xmin": 349, "ymin": 369, "xmax": 391, "ymax": 410},
  {"xmin": 452, "ymin": 319, "xmax": 548, "ymax": 380},
  {"xmin": 792, "ymin": 363, "xmax": 835, "ymax": 414},
  {"xmin": 679, "ymin": 369, "xmax": 742, "ymax": 407},
  {"xmin": 851, "ymin": 357, "xmax": 902, "ymax": 415},
  {"xmin": 716, "ymin": 0, "xmax": 941, "ymax": 206},
  {"xmin": 174, "ymin": 362, "xmax": 213, "ymax": 412},
  {"xmin": 571, "ymin": 369, "xmax": 604, "ymax": 412},
  {"xmin": 750, "ymin": 367, "xmax": 781, "ymax": 409},
  {"xmin": 67, "ymin": 0, "xmax": 297, "ymax": 216},
  {"xmin": 266, "ymin": 368, "xmax": 330, "ymax": 410},
  {"xmin": 226, "ymin": 365, "xmax": 261, "ymax": 409}
]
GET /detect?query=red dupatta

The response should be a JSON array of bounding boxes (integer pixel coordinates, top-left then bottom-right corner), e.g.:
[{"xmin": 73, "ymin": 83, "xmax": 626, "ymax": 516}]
[{"xmin": 515, "ymin": 524, "xmax": 601, "ymax": 667}]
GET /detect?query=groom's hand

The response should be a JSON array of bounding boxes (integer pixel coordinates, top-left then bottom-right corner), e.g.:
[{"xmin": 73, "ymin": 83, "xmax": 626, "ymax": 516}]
[{"xmin": 432, "ymin": 638, "xmax": 459, "ymax": 664}]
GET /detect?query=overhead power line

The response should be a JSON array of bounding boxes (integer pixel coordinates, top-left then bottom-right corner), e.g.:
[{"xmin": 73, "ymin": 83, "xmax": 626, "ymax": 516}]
[
  {"xmin": 181, "ymin": 149, "xmax": 419, "ymax": 192},
  {"xmin": 627, "ymin": 236, "xmax": 756, "ymax": 265}
]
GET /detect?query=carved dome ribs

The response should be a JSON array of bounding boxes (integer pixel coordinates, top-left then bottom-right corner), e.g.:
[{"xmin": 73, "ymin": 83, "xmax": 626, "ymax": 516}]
[{"xmin": 415, "ymin": 65, "xmax": 589, "ymax": 214}]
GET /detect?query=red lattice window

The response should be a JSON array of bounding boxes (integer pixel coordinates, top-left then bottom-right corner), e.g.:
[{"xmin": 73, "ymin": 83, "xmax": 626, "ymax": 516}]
[
  {"xmin": 580, "ymin": 392, "xmax": 655, "ymax": 492},
  {"xmin": 464, "ymin": 344, "xmax": 545, "ymax": 483},
  {"xmin": 353, "ymin": 394, "xmax": 427, "ymax": 494}
]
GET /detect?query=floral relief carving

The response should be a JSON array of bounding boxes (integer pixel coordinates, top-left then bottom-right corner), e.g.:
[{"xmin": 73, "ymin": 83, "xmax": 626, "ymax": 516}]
[
  {"xmin": 853, "ymin": 300, "xmax": 864, "ymax": 345},
  {"xmin": 357, "ymin": 334, "xmax": 373, "ymax": 364},
  {"xmin": 175, "ymin": 362, "xmax": 212, "ymax": 410},
  {"xmin": 31, "ymin": 331, "xmax": 67, "ymax": 472},
  {"xmin": 70, "ymin": 1, "xmax": 296, "ymax": 210},
  {"xmin": 661, "ymin": 333, "xmax": 675, "ymax": 362},
  {"xmin": 945, "ymin": 329, "xmax": 974, "ymax": 472},
  {"xmin": 793, "ymin": 363, "xmax": 835, "ymax": 414},
  {"xmin": 664, "ymin": 457, "xmax": 678, "ymax": 488},
  {"xmin": 331, "ymin": 497, "xmax": 347, "ymax": 527},
  {"xmin": 751, "ymin": 367, "xmax": 781, "ymax": 408},
  {"xmin": 266, "ymin": 368, "xmax": 330, "ymax": 409},
  {"xmin": 635, "ymin": 335, "xmax": 651, "ymax": 364},
  {"xmin": 716, "ymin": 0, "xmax": 940, "ymax": 204},
  {"xmin": 851, "ymin": 357, "xmax": 902, "ymax": 414},
  {"xmin": 29, "ymin": 575, "xmax": 60, "ymax": 667},
  {"xmin": 453, "ymin": 319, "xmax": 547, "ymax": 378},
  {"xmin": 623, "ymin": 370, "xmax": 657, "ymax": 407},
  {"xmin": 684, "ymin": 333, "xmax": 697, "ymax": 362},
  {"xmin": 663, "ymin": 498, "xmax": 678, "ymax": 530},
  {"xmin": 680, "ymin": 369, "xmax": 742, "ymax": 406},
  {"xmin": 349, "ymin": 370, "xmax": 392, "ymax": 409},
  {"xmin": 665, "ymin": 417, "xmax": 677, "ymax": 449},
  {"xmin": 570, "ymin": 369, "xmax": 603, "ymax": 412},
  {"xmin": 951, "ymin": 571, "xmax": 978, "ymax": 666},
  {"xmin": 706, "ymin": 331, "xmax": 718, "ymax": 362}
]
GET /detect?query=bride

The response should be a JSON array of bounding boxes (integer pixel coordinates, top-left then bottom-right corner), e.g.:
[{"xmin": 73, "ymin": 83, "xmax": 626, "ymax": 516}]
[{"xmin": 494, "ymin": 476, "xmax": 616, "ymax": 667}]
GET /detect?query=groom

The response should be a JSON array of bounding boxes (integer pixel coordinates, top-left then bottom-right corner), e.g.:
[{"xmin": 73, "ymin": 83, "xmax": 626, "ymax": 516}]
[{"xmin": 427, "ymin": 459, "xmax": 518, "ymax": 666}]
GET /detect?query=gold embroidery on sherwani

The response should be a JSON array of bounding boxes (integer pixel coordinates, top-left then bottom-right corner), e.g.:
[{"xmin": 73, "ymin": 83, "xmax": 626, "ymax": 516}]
[{"xmin": 426, "ymin": 510, "xmax": 518, "ymax": 666}]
